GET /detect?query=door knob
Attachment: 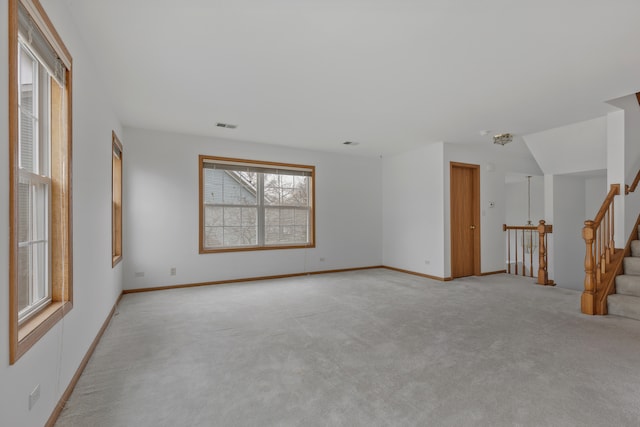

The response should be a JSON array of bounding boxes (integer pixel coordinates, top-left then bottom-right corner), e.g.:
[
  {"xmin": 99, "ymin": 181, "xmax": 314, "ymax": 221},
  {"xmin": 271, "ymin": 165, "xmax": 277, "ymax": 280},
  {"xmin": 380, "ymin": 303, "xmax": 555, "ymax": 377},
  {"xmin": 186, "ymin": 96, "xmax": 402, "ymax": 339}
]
[{"xmin": 470, "ymin": 225, "xmax": 476, "ymax": 230}]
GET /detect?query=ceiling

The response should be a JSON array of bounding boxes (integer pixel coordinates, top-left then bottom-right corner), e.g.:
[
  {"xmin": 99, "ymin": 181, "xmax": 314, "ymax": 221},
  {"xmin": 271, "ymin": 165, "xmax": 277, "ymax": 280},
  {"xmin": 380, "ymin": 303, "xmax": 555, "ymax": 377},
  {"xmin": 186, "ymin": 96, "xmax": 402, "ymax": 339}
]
[{"xmin": 60, "ymin": 0, "xmax": 640, "ymax": 156}]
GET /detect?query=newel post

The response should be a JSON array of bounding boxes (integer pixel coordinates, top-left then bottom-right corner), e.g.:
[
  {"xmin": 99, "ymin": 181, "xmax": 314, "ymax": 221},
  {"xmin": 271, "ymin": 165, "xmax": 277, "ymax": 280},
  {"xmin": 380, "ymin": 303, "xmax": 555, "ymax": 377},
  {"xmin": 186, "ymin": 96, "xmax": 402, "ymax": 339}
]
[
  {"xmin": 537, "ymin": 220, "xmax": 549, "ymax": 285},
  {"xmin": 581, "ymin": 220, "xmax": 596, "ymax": 315}
]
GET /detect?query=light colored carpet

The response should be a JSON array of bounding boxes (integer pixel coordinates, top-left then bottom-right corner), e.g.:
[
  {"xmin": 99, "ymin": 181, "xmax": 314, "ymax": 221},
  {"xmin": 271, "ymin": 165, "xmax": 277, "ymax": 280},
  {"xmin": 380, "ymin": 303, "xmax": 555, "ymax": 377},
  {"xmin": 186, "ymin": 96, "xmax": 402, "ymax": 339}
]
[{"xmin": 55, "ymin": 269, "xmax": 640, "ymax": 427}]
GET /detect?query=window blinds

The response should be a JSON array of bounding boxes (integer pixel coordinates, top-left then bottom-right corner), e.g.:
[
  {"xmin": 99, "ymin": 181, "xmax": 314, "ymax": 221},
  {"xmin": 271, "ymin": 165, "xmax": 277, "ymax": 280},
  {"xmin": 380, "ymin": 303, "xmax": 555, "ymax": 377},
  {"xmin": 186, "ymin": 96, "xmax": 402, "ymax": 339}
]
[
  {"xmin": 203, "ymin": 160, "xmax": 312, "ymax": 177},
  {"xmin": 18, "ymin": 2, "xmax": 66, "ymax": 86}
]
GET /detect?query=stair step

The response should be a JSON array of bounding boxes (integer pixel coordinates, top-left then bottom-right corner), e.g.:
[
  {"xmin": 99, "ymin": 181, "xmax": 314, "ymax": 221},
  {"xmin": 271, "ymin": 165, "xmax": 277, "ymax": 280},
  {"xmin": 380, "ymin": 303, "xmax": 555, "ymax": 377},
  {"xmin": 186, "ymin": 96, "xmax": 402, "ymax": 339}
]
[
  {"xmin": 632, "ymin": 240, "xmax": 640, "ymax": 257},
  {"xmin": 616, "ymin": 275, "xmax": 640, "ymax": 297},
  {"xmin": 608, "ymin": 294, "xmax": 640, "ymax": 320},
  {"xmin": 623, "ymin": 257, "xmax": 640, "ymax": 275}
]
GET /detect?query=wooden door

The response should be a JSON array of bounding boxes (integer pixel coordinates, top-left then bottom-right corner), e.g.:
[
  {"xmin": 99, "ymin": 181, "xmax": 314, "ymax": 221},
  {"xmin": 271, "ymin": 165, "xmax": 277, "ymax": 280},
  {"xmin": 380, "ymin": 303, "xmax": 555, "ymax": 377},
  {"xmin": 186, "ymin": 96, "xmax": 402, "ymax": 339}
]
[{"xmin": 450, "ymin": 162, "xmax": 480, "ymax": 278}]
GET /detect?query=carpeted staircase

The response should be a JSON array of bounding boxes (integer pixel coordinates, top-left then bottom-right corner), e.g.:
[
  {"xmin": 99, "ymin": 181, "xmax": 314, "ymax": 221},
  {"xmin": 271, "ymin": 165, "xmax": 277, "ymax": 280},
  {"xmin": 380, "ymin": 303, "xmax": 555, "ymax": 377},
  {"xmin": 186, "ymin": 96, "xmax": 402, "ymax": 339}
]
[{"xmin": 608, "ymin": 225, "xmax": 640, "ymax": 320}]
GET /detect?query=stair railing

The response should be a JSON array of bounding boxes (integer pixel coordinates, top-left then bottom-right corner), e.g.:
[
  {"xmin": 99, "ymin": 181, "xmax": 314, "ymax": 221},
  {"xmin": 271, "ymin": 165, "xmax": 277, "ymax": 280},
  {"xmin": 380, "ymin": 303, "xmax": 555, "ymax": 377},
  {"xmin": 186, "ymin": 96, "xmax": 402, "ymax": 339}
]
[
  {"xmin": 626, "ymin": 171, "xmax": 640, "ymax": 195},
  {"xmin": 582, "ymin": 168, "xmax": 640, "ymax": 315},
  {"xmin": 503, "ymin": 220, "xmax": 554, "ymax": 285},
  {"xmin": 581, "ymin": 184, "xmax": 620, "ymax": 315}
]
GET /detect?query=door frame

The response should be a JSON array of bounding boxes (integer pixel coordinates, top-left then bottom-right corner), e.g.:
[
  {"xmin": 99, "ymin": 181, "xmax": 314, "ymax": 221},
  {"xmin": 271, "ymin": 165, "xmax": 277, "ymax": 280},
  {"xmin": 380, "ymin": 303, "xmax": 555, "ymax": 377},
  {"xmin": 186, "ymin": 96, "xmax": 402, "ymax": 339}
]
[{"xmin": 449, "ymin": 162, "xmax": 481, "ymax": 277}]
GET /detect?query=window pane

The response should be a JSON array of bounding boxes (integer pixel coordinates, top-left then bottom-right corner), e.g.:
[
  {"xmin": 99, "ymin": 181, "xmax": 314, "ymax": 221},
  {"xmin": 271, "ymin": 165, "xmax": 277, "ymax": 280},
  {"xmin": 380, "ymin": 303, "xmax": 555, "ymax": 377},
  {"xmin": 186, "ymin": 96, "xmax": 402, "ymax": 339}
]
[
  {"xmin": 204, "ymin": 208, "xmax": 258, "ymax": 248},
  {"xmin": 17, "ymin": 181, "xmax": 30, "ymax": 242},
  {"xmin": 203, "ymin": 168, "xmax": 220, "ymax": 204},
  {"xmin": 19, "ymin": 45, "xmax": 38, "ymax": 112},
  {"xmin": 264, "ymin": 173, "xmax": 309, "ymax": 206},
  {"xmin": 17, "ymin": 242, "xmax": 49, "ymax": 316},
  {"xmin": 293, "ymin": 176, "xmax": 309, "ymax": 205},
  {"xmin": 223, "ymin": 226, "xmax": 256, "ymax": 247},
  {"xmin": 34, "ymin": 181, "xmax": 48, "ymax": 241},
  {"xmin": 17, "ymin": 245, "xmax": 30, "ymax": 312},
  {"xmin": 205, "ymin": 226, "xmax": 223, "ymax": 247},
  {"xmin": 294, "ymin": 208, "xmax": 309, "ymax": 225},
  {"xmin": 265, "ymin": 225, "xmax": 279, "ymax": 244},
  {"xmin": 204, "ymin": 205, "xmax": 222, "ymax": 227},
  {"xmin": 265, "ymin": 207, "xmax": 308, "ymax": 245},
  {"xmin": 33, "ymin": 242, "xmax": 48, "ymax": 301},
  {"xmin": 19, "ymin": 114, "xmax": 36, "ymax": 173},
  {"xmin": 223, "ymin": 207, "xmax": 242, "ymax": 227},
  {"xmin": 293, "ymin": 225, "xmax": 308, "ymax": 242},
  {"xmin": 204, "ymin": 169, "xmax": 257, "ymax": 205},
  {"xmin": 19, "ymin": 46, "xmax": 37, "ymax": 173},
  {"xmin": 241, "ymin": 207, "xmax": 257, "ymax": 226},
  {"xmin": 17, "ymin": 177, "xmax": 50, "ymax": 319}
]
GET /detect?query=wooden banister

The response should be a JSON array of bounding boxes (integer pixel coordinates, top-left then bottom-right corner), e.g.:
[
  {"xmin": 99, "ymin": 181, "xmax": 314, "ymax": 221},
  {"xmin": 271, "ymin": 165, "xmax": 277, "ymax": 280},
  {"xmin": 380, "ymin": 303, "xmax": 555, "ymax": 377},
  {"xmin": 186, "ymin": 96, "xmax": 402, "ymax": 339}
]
[
  {"xmin": 537, "ymin": 220, "xmax": 553, "ymax": 286},
  {"xmin": 503, "ymin": 221, "xmax": 553, "ymax": 285},
  {"xmin": 625, "ymin": 169, "xmax": 640, "ymax": 195},
  {"xmin": 581, "ymin": 183, "xmax": 623, "ymax": 315}
]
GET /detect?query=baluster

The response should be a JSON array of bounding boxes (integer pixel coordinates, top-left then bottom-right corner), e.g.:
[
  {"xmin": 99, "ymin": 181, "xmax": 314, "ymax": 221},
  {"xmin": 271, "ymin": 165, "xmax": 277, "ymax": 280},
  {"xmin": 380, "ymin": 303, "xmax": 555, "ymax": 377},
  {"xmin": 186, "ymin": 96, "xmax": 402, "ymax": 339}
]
[
  {"xmin": 582, "ymin": 220, "xmax": 596, "ymax": 314},
  {"xmin": 521, "ymin": 229, "xmax": 525, "ymax": 276},
  {"xmin": 513, "ymin": 230, "xmax": 518, "ymax": 276},
  {"xmin": 537, "ymin": 220, "xmax": 548, "ymax": 285},
  {"xmin": 610, "ymin": 201, "xmax": 615, "ymax": 256},
  {"xmin": 599, "ymin": 221, "xmax": 609, "ymax": 278},
  {"xmin": 601, "ymin": 209, "xmax": 609, "ymax": 264},
  {"xmin": 507, "ymin": 229, "xmax": 511, "ymax": 274},
  {"xmin": 529, "ymin": 229, "xmax": 534, "ymax": 278},
  {"xmin": 596, "ymin": 226, "xmax": 602, "ymax": 284}
]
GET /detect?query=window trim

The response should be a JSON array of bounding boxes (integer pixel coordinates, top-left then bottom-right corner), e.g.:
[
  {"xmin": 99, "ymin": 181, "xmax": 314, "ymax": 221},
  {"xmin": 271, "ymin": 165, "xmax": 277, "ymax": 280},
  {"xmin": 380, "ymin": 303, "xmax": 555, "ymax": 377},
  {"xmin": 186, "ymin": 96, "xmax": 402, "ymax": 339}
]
[
  {"xmin": 9, "ymin": 0, "xmax": 73, "ymax": 364},
  {"xmin": 199, "ymin": 155, "xmax": 316, "ymax": 254},
  {"xmin": 112, "ymin": 131, "xmax": 123, "ymax": 267}
]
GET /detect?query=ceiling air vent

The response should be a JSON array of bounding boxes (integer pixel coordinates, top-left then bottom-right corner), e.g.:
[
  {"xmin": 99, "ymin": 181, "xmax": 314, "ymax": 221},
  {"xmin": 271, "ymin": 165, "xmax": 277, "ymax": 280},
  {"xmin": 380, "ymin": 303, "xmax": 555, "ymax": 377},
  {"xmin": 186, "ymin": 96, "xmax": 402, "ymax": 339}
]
[{"xmin": 216, "ymin": 122, "xmax": 237, "ymax": 129}]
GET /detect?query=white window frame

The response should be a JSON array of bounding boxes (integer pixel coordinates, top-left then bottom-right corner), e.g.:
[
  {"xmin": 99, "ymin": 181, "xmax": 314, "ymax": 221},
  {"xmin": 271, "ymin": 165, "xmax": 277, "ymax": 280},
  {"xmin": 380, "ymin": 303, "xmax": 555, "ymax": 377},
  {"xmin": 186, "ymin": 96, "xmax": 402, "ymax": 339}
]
[
  {"xmin": 17, "ymin": 38, "xmax": 53, "ymax": 324},
  {"xmin": 199, "ymin": 156, "xmax": 316, "ymax": 253}
]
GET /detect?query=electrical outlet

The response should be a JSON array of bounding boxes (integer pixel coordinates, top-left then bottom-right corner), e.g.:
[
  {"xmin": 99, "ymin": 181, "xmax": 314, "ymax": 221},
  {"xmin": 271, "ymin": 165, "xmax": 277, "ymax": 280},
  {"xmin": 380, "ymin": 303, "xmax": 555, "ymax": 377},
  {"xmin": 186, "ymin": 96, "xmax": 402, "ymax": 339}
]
[
  {"xmin": 29, "ymin": 384, "xmax": 40, "ymax": 410},
  {"xmin": 170, "ymin": 267, "xmax": 176, "ymax": 276},
  {"xmin": 424, "ymin": 260, "xmax": 430, "ymax": 265},
  {"xmin": 319, "ymin": 258, "xmax": 325, "ymax": 262},
  {"xmin": 135, "ymin": 272, "xmax": 144, "ymax": 278}
]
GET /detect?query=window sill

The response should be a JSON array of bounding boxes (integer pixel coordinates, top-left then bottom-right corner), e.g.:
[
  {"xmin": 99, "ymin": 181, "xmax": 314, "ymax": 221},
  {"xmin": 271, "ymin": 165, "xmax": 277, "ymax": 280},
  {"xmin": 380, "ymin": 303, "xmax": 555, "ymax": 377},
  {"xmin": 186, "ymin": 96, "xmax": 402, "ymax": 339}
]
[{"xmin": 15, "ymin": 301, "xmax": 73, "ymax": 361}]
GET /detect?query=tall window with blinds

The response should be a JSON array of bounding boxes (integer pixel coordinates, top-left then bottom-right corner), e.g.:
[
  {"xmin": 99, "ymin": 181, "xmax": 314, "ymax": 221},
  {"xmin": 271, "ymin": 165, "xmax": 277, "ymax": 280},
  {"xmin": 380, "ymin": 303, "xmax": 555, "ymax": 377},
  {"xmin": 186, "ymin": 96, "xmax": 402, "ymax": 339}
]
[
  {"xmin": 199, "ymin": 156, "xmax": 315, "ymax": 252},
  {"xmin": 17, "ymin": 37, "xmax": 52, "ymax": 321},
  {"xmin": 9, "ymin": 0, "xmax": 73, "ymax": 363}
]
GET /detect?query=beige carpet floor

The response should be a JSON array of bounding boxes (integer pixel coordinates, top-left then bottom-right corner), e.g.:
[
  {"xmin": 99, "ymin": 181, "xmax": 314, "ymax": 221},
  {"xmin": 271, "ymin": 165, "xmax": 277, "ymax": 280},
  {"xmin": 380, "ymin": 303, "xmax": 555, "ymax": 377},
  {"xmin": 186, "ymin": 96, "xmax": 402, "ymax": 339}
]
[{"xmin": 55, "ymin": 269, "xmax": 640, "ymax": 426}]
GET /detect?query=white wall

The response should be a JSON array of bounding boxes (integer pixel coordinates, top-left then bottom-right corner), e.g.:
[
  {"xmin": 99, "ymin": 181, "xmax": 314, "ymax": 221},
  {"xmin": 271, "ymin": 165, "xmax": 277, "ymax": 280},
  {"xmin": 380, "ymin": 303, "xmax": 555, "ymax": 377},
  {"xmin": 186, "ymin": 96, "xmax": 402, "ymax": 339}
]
[
  {"xmin": 620, "ymin": 96, "xmax": 640, "ymax": 243},
  {"xmin": 552, "ymin": 176, "xmax": 587, "ymax": 290},
  {"xmin": 382, "ymin": 143, "xmax": 446, "ymax": 277},
  {"xmin": 0, "ymin": 1, "xmax": 123, "ymax": 426},
  {"xmin": 543, "ymin": 172, "xmax": 606, "ymax": 288},
  {"xmin": 382, "ymin": 141, "xmax": 543, "ymax": 279},
  {"xmin": 505, "ymin": 176, "xmax": 544, "ymax": 226},
  {"xmin": 585, "ymin": 174, "xmax": 607, "ymax": 220},
  {"xmin": 523, "ymin": 117, "xmax": 607, "ymax": 175},
  {"xmin": 605, "ymin": 95, "xmax": 640, "ymax": 248},
  {"xmin": 443, "ymin": 143, "xmax": 543, "ymax": 277},
  {"xmin": 122, "ymin": 128, "xmax": 382, "ymax": 290},
  {"xmin": 606, "ymin": 110, "xmax": 627, "ymax": 247}
]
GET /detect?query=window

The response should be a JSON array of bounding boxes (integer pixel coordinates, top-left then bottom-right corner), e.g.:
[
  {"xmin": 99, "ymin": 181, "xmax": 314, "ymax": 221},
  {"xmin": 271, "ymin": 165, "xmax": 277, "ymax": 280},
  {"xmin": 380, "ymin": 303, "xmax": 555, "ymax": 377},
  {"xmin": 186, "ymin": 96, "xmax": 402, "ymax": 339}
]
[
  {"xmin": 9, "ymin": 0, "xmax": 73, "ymax": 364},
  {"xmin": 112, "ymin": 132, "xmax": 123, "ymax": 266},
  {"xmin": 199, "ymin": 156, "xmax": 315, "ymax": 253}
]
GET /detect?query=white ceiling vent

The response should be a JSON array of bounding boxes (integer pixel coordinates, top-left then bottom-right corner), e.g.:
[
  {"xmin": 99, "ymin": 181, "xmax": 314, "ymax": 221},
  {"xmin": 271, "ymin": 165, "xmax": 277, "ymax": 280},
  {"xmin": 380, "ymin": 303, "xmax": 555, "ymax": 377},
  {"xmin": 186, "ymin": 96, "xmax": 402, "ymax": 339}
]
[{"xmin": 216, "ymin": 122, "xmax": 237, "ymax": 129}]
